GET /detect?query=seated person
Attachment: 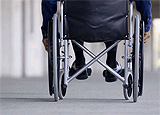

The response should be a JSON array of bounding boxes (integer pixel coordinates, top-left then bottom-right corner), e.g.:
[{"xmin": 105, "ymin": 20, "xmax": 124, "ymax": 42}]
[{"xmin": 41, "ymin": 0, "xmax": 152, "ymax": 82}]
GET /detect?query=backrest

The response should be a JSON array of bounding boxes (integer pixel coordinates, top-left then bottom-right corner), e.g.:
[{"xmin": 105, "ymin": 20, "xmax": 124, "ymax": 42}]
[{"xmin": 64, "ymin": 0, "xmax": 129, "ymax": 42}]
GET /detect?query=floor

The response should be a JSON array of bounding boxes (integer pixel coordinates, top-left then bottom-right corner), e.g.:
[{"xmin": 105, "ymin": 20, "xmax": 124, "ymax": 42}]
[{"xmin": 0, "ymin": 71, "xmax": 160, "ymax": 115}]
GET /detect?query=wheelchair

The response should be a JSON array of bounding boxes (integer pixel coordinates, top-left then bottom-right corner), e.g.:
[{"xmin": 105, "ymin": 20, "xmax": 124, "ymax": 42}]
[{"xmin": 47, "ymin": 0, "xmax": 144, "ymax": 102}]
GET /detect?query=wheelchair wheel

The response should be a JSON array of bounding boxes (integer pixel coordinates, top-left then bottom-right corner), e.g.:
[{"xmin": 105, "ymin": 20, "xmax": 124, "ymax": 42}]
[
  {"xmin": 48, "ymin": 20, "xmax": 54, "ymax": 96},
  {"xmin": 138, "ymin": 21, "xmax": 144, "ymax": 96},
  {"xmin": 58, "ymin": 71, "xmax": 67, "ymax": 99},
  {"xmin": 48, "ymin": 47, "xmax": 60, "ymax": 97},
  {"xmin": 132, "ymin": 14, "xmax": 141, "ymax": 102},
  {"xmin": 48, "ymin": 52, "xmax": 53, "ymax": 96},
  {"xmin": 123, "ymin": 73, "xmax": 133, "ymax": 100},
  {"xmin": 48, "ymin": 15, "xmax": 59, "ymax": 101}
]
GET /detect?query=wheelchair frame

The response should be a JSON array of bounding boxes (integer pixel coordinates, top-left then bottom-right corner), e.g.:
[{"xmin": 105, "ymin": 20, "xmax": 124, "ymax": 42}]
[{"xmin": 48, "ymin": 0, "xmax": 144, "ymax": 102}]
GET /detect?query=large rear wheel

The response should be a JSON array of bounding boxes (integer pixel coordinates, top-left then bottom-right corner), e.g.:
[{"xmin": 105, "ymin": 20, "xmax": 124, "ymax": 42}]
[
  {"xmin": 133, "ymin": 14, "xmax": 140, "ymax": 102},
  {"xmin": 138, "ymin": 21, "xmax": 144, "ymax": 96},
  {"xmin": 48, "ymin": 20, "xmax": 54, "ymax": 96},
  {"xmin": 48, "ymin": 14, "xmax": 60, "ymax": 101}
]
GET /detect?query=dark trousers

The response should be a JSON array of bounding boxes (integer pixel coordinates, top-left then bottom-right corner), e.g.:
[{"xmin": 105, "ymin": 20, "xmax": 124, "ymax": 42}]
[{"xmin": 72, "ymin": 40, "xmax": 117, "ymax": 68}]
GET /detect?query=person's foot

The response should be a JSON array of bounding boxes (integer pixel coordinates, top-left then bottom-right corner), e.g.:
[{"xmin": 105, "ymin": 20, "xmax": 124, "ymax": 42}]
[
  {"xmin": 103, "ymin": 62, "xmax": 122, "ymax": 82},
  {"xmin": 69, "ymin": 61, "xmax": 92, "ymax": 80}
]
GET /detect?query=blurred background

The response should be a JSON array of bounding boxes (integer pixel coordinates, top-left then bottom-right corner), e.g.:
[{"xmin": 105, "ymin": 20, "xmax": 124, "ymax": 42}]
[{"xmin": 0, "ymin": 0, "xmax": 160, "ymax": 78}]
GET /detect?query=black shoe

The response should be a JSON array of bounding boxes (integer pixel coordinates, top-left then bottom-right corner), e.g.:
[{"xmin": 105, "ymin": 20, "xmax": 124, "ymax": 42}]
[
  {"xmin": 103, "ymin": 62, "xmax": 122, "ymax": 82},
  {"xmin": 69, "ymin": 61, "xmax": 92, "ymax": 80},
  {"xmin": 120, "ymin": 69, "xmax": 125, "ymax": 77}
]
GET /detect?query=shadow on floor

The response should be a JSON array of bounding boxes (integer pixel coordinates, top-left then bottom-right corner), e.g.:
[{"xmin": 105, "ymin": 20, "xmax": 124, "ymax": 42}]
[{"xmin": 0, "ymin": 97, "xmax": 134, "ymax": 103}]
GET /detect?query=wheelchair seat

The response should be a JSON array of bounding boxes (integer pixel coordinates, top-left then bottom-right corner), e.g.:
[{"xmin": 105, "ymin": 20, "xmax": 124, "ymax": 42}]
[{"xmin": 64, "ymin": 0, "xmax": 128, "ymax": 42}]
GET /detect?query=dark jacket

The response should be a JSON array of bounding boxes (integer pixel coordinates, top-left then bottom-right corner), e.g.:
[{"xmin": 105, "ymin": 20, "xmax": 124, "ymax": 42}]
[{"xmin": 41, "ymin": 0, "xmax": 152, "ymax": 38}]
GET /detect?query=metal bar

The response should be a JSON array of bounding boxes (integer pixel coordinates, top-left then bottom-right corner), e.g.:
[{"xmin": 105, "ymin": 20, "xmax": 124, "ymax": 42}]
[
  {"xmin": 129, "ymin": 1, "xmax": 133, "ymax": 71},
  {"xmin": 64, "ymin": 40, "xmax": 68, "ymax": 85},
  {"xmin": 135, "ymin": 14, "xmax": 140, "ymax": 91},
  {"xmin": 68, "ymin": 40, "xmax": 124, "ymax": 83},
  {"xmin": 129, "ymin": 2, "xmax": 133, "ymax": 41},
  {"xmin": 60, "ymin": 1, "xmax": 64, "ymax": 47},
  {"xmin": 53, "ymin": 15, "xmax": 58, "ymax": 85},
  {"xmin": 72, "ymin": 40, "xmax": 125, "ymax": 83},
  {"xmin": 53, "ymin": 14, "xmax": 58, "ymax": 101},
  {"xmin": 124, "ymin": 2, "xmax": 133, "ymax": 85},
  {"xmin": 60, "ymin": 1, "xmax": 68, "ymax": 85}
]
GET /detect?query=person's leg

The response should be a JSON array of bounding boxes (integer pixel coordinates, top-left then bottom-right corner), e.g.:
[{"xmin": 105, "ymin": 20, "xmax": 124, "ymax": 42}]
[
  {"xmin": 71, "ymin": 40, "xmax": 85, "ymax": 66},
  {"xmin": 104, "ymin": 41, "xmax": 122, "ymax": 82},
  {"xmin": 105, "ymin": 41, "xmax": 117, "ymax": 68},
  {"xmin": 70, "ymin": 40, "xmax": 90, "ymax": 80}
]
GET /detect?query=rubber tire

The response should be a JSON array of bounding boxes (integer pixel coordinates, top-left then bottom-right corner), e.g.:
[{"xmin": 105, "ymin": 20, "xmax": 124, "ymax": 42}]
[
  {"xmin": 138, "ymin": 21, "xmax": 144, "ymax": 96},
  {"xmin": 48, "ymin": 20, "xmax": 54, "ymax": 96},
  {"xmin": 123, "ymin": 73, "xmax": 133, "ymax": 100},
  {"xmin": 48, "ymin": 19, "xmax": 60, "ymax": 100},
  {"xmin": 58, "ymin": 71, "xmax": 67, "ymax": 99},
  {"xmin": 133, "ymin": 14, "xmax": 140, "ymax": 102}
]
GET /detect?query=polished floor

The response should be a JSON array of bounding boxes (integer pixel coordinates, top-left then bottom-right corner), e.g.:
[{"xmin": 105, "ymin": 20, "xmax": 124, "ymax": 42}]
[{"xmin": 0, "ymin": 71, "xmax": 160, "ymax": 115}]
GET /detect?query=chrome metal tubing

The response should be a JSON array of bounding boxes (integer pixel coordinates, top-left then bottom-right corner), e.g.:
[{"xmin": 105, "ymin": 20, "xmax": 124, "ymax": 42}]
[
  {"xmin": 129, "ymin": 2, "xmax": 133, "ymax": 41},
  {"xmin": 134, "ymin": 14, "xmax": 140, "ymax": 101},
  {"xmin": 72, "ymin": 40, "xmax": 125, "ymax": 83},
  {"xmin": 124, "ymin": 2, "xmax": 133, "ymax": 85},
  {"xmin": 53, "ymin": 14, "xmax": 58, "ymax": 101},
  {"xmin": 60, "ymin": 1, "xmax": 64, "ymax": 47},
  {"xmin": 68, "ymin": 40, "xmax": 124, "ymax": 83},
  {"xmin": 129, "ymin": 1, "xmax": 133, "ymax": 70},
  {"xmin": 64, "ymin": 40, "xmax": 69, "ymax": 85}
]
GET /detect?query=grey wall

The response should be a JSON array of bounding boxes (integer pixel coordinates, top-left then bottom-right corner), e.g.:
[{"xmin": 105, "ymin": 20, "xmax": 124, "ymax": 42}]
[{"xmin": 0, "ymin": 0, "xmax": 46, "ymax": 78}]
